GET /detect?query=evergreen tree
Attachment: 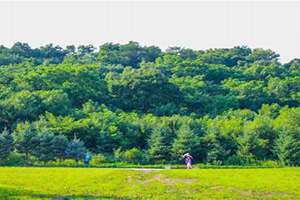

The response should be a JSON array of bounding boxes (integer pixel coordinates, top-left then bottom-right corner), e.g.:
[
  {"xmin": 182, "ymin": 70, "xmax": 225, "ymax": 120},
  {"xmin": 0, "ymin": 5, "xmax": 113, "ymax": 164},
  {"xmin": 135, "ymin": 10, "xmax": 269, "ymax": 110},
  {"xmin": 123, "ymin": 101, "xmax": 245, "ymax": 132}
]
[
  {"xmin": 172, "ymin": 124, "xmax": 199, "ymax": 162},
  {"xmin": 273, "ymin": 107, "xmax": 300, "ymax": 165},
  {"xmin": 34, "ymin": 132, "xmax": 56, "ymax": 163},
  {"xmin": 0, "ymin": 42, "xmax": 299, "ymax": 166},
  {"xmin": 0, "ymin": 128, "xmax": 14, "ymax": 160},
  {"xmin": 148, "ymin": 125, "xmax": 173, "ymax": 163},
  {"xmin": 207, "ymin": 141, "xmax": 226, "ymax": 165},
  {"xmin": 287, "ymin": 138, "xmax": 300, "ymax": 166},
  {"xmin": 273, "ymin": 132, "xmax": 293, "ymax": 166},
  {"xmin": 52, "ymin": 135, "xmax": 69, "ymax": 161},
  {"xmin": 65, "ymin": 138, "xmax": 87, "ymax": 162},
  {"xmin": 235, "ymin": 134, "xmax": 255, "ymax": 165},
  {"xmin": 14, "ymin": 126, "xmax": 39, "ymax": 160}
]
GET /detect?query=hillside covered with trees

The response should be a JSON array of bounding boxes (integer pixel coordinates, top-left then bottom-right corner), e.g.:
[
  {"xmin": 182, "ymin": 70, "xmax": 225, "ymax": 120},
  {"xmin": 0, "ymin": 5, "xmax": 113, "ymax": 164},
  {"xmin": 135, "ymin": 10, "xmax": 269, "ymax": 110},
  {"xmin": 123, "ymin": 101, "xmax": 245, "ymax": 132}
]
[{"xmin": 0, "ymin": 42, "xmax": 299, "ymax": 166}]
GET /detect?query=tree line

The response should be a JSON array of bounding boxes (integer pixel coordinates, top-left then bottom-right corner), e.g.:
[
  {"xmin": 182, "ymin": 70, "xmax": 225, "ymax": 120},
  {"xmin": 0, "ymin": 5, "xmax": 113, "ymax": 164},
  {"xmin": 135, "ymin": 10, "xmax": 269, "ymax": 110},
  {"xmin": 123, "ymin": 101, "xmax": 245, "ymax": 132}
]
[{"xmin": 0, "ymin": 42, "xmax": 299, "ymax": 166}]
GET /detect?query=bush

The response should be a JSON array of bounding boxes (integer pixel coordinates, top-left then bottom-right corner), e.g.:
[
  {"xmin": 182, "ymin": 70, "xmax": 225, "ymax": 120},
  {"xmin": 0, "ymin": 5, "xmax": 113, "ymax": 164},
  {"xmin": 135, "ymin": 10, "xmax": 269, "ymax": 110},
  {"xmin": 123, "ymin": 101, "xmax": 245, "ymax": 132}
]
[
  {"xmin": 225, "ymin": 155, "xmax": 256, "ymax": 165},
  {"xmin": 259, "ymin": 160, "xmax": 282, "ymax": 168},
  {"xmin": 113, "ymin": 148, "xmax": 123, "ymax": 162},
  {"xmin": 53, "ymin": 159, "xmax": 79, "ymax": 167},
  {"xmin": 114, "ymin": 148, "xmax": 148, "ymax": 164},
  {"xmin": 0, "ymin": 152, "xmax": 27, "ymax": 166},
  {"xmin": 122, "ymin": 148, "xmax": 146, "ymax": 164},
  {"xmin": 90, "ymin": 154, "xmax": 107, "ymax": 165},
  {"xmin": 33, "ymin": 159, "xmax": 80, "ymax": 167}
]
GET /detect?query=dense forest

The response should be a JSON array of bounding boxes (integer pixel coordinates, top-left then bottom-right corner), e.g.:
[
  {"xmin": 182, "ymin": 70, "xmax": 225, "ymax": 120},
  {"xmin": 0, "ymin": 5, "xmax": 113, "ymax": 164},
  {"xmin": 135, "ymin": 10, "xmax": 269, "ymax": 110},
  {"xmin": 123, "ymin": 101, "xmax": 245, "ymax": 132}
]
[{"xmin": 0, "ymin": 42, "xmax": 299, "ymax": 166}]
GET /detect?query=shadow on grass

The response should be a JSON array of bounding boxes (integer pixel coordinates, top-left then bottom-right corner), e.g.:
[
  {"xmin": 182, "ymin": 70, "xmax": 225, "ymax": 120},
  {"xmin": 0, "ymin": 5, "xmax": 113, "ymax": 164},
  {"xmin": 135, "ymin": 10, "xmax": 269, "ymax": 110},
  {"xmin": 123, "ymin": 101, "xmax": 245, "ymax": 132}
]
[{"xmin": 0, "ymin": 186, "xmax": 134, "ymax": 200}]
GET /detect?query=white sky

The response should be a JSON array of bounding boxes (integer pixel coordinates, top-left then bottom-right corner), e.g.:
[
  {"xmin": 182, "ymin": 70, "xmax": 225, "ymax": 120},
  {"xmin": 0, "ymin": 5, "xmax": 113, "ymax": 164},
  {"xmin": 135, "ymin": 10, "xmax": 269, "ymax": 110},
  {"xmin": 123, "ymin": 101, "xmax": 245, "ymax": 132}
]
[{"xmin": 0, "ymin": 1, "xmax": 300, "ymax": 62}]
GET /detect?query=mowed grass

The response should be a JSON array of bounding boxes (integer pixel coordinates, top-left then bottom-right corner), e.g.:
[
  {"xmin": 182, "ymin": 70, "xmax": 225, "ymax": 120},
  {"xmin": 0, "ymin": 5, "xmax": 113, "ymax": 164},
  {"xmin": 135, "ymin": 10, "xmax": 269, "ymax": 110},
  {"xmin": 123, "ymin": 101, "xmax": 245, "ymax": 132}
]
[{"xmin": 0, "ymin": 167, "xmax": 299, "ymax": 200}]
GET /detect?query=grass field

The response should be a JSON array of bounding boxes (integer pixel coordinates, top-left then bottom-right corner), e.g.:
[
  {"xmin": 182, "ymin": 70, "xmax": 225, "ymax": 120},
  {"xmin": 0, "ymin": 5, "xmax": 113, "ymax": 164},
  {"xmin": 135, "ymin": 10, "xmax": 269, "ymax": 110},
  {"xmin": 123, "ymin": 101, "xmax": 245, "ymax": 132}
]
[{"xmin": 0, "ymin": 167, "xmax": 299, "ymax": 199}]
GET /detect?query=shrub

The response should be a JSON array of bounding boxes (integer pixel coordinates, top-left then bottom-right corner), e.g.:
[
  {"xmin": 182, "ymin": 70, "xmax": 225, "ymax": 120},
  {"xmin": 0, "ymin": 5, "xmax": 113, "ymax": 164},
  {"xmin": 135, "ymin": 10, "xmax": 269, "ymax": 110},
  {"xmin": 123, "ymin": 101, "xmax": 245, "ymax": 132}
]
[
  {"xmin": 122, "ymin": 148, "xmax": 146, "ymax": 164},
  {"xmin": 225, "ymin": 155, "xmax": 256, "ymax": 165},
  {"xmin": 259, "ymin": 160, "xmax": 282, "ymax": 168},
  {"xmin": 90, "ymin": 154, "xmax": 107, "ymax": 165},
  {"xmin": 0, "ymin": 152, "xmax": 27, "ymax": 166},
  {"xmin": 52, "ymin": 159, "xmax": 79, "ymax": 167},
  {"xmin": 113, "ymin": 148, "xmax": 123, "ymax": 162},
  {"xmin": 114, "ymin": 148, "xmax": 148, "ymax": 164},
  {"xmin": 33, "ymin": 159, "xmax": 80, "ymax": 167}
]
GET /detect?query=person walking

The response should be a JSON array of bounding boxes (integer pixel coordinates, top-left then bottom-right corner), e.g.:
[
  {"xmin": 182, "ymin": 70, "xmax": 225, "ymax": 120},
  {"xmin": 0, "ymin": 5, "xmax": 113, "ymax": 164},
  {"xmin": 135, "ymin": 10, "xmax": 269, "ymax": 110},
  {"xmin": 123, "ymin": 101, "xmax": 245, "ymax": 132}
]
[
  {"xmin": 83, "ymin": 152, "xmax": 92, "ymax": 166},
  {"xmin": 183, "ymin": 153, "xmax": 193, "ymax": 169}
]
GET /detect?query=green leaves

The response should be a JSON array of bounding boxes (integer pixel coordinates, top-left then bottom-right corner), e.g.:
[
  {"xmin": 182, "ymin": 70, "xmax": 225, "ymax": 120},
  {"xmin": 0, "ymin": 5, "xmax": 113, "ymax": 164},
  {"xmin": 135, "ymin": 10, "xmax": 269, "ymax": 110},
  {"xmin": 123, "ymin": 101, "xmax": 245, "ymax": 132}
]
[
  {"xmin": 0, "ymin": 42, "xmax": 299, "ymax": 166},
  {"xmin": 106, "ymin": 66, "xmax": 182, "ymax": 113},
  {"xmin": 148, "ymin": 125, "xmax": 173, "ymax": 163},
  {"xmin": 0, "ymin": 129, "xmax": 14, "ymax": 160},
  {"xmin": 65, "ymin": 138, "xmax": 87, "ymax": 162},
  {"xmin": 172, "ymin": 124, "xmax": 200, "ymax": 161}
]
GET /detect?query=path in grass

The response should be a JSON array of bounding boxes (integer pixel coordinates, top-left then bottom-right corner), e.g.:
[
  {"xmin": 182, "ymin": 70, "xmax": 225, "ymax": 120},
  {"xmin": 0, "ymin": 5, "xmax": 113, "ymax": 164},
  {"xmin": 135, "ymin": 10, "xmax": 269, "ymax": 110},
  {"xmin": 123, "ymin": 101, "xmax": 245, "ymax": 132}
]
[{"xmin": 0, "ymin": 167, "xmax": 299, "ymax": 199}]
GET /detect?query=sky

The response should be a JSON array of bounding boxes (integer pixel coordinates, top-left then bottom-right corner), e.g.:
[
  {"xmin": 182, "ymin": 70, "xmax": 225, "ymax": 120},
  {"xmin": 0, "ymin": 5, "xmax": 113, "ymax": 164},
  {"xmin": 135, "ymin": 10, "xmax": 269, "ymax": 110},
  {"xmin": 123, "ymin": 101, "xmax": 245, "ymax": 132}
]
[{"xmin": 0, "ymin": 1, "xmax": 300, "ymax": 62}]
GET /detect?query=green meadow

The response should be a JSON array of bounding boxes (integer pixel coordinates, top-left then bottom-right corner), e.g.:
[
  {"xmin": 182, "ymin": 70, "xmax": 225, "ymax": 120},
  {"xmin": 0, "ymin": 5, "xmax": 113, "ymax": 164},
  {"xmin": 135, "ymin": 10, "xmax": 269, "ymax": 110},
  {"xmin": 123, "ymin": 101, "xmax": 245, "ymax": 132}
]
[{"xmin": 0, "ymin": 167, "xmax": 299, "ymax": 199}]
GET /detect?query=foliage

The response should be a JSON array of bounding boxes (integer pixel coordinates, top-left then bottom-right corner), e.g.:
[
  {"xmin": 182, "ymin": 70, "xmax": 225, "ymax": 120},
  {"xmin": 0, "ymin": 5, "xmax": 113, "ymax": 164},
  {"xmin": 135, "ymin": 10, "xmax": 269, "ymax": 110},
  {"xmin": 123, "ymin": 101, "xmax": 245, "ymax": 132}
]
[
  {"xmin": 172, "ymin": 124, "xmax": 200, "ymax": 161},
  {"xmin": 90, "ymin": 154, "xmax": 107, "ymax": 165},
  {"xmin": 121, "ymin": 148, "xmax": 146, "ymax": 164},
  {"xmin": 51, "ymin": 134, "xmax": 69, "ymax": 161},
  {"xmin": 0, "ymin": 42, "xmax": 299, "ymax": 166},
  {"xmin": 33, "ymin": 132, "xmax": 56, "ymax": 162},
  {"xmin": 0, "ymin": 129, "xmax": 14, "ymax": 160},
  {"xmin": 65, "ymin": 138, "xmax": 87, "ymax": 162},
  {"xmin": 13, "ymin": 124, "xmax": 39, "ymax": 159},
  {"xmin": 148, "ymin": 125, "xmax": 173, "ymax": 163}
]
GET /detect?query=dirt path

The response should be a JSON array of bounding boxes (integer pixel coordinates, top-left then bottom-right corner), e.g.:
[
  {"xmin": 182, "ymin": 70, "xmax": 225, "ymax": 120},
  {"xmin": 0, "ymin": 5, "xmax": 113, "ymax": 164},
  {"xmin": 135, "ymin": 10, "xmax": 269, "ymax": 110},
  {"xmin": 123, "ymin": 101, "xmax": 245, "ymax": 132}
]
[{"xmin": 128, "ymin": 168, "xmax": 164, "ymax": 171}]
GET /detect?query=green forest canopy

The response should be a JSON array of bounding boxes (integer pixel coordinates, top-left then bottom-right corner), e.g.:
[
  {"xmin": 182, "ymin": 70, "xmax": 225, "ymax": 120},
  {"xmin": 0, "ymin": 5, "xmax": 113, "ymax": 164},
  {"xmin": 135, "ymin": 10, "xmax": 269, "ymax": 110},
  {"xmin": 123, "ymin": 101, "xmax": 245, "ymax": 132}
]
[{"xmin": 0, "ymin": 41, "xmax": 299, "ymax": 165}]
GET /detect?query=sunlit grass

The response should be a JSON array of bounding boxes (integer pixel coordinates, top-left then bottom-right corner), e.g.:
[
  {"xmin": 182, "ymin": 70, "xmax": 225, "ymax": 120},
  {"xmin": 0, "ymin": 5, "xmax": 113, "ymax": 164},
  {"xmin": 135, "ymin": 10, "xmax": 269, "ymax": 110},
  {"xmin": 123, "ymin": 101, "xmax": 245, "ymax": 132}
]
[{"xmin": 0, "ymin": 167, "xmax": 299, "ymax": 199}]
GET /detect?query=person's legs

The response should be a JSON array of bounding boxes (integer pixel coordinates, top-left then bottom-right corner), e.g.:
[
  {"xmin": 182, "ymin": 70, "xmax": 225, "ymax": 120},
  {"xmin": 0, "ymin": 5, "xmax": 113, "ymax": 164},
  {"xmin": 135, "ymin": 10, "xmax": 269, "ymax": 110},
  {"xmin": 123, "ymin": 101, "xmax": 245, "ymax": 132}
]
[{"xmin": 187, "ymin": 162, "xmax": 192, "ymax": 169}]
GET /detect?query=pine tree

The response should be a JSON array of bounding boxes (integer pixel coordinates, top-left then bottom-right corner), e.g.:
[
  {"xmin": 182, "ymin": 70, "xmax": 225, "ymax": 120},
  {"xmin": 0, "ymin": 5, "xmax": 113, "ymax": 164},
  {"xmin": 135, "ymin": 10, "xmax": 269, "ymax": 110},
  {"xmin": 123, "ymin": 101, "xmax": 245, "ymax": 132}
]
[
  {"xmin": 273, "ymin": 132, "xmax": 292, "ymax": 165},
  {"xmin": 207, "ymin": 140, "xmax": 226, "ymax": 164},
  {"xmin": 287, "ymin": 139, "xmax": 300, "ymax": 166},
  {"xmin": 172, "ymin": 124, "xmax": 199, "ymax": 161},
  {"xmin": 14, "ymin": 126, "xmax": 39, "ymax": 160},
  {"xmin": 65, "ymin": 138, "xmax": 87, "ymax": 162},
  {"xmin": 274, "ymin": 132, "xmax": 300, "ymax": 166},
  {"xmin": 52, "ymin": 135, "xmax": 69, "ymax": 161},
  {"xmin": 0, "ymin": 128, "xmax": 14, "ymax": 160},
  {"xmin": 34, "ymin": 132, "xmax": 56, "ymax": 163},
  {"xmin": 148, "ymin": 125, "xmax": 173, "ymax": 163}
]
